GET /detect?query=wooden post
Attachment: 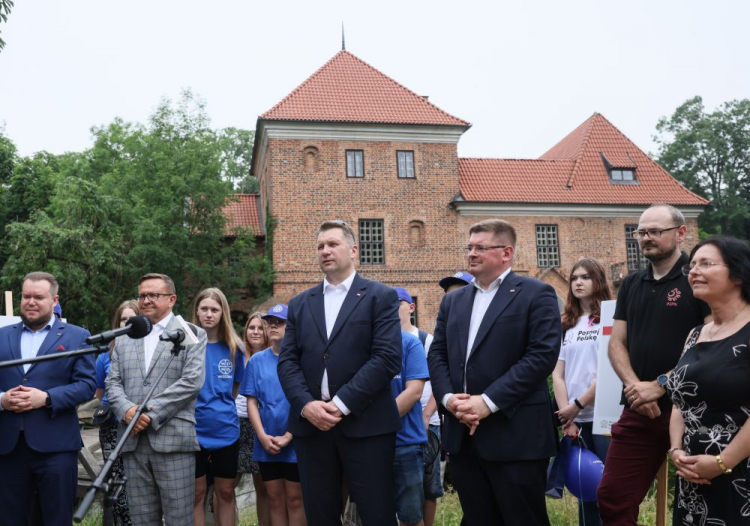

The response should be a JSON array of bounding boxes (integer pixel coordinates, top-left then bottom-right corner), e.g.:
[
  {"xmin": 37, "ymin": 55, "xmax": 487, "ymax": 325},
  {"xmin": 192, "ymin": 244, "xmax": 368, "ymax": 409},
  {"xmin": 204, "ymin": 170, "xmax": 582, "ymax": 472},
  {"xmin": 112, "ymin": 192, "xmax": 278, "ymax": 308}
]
[
  {"xmin": 4, "ymin": 291, "xmax": 12, "ymax": 316},
  {"xmin": 655, "ymin": 459, "xmax": 668, "ymax": 526}
]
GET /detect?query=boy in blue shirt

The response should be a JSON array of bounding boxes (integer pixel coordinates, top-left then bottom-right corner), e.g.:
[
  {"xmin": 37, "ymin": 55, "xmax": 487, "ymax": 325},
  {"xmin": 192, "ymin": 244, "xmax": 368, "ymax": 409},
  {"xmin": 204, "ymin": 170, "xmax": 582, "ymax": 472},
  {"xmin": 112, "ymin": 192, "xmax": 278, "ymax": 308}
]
[{"xmin": 392, "ymin": 327, "xmax": 430, "ymax": 526}]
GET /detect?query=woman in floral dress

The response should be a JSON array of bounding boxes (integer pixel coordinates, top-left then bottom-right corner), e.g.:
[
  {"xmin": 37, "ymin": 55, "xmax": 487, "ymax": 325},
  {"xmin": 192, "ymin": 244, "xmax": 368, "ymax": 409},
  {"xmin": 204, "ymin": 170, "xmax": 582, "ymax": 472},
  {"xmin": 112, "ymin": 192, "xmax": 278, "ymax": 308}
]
[{"xmin": 667, "ymin": 236, "xmax": 750, "ymax": 525}]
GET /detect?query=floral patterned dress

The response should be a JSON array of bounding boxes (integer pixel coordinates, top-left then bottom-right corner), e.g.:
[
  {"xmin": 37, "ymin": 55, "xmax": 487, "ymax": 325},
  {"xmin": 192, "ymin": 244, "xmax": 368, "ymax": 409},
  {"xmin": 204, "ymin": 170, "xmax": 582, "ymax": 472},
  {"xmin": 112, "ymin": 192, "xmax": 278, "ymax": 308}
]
[{"xmin": 667, "ymin": 322, "xmax": 750, "ymax": 525}]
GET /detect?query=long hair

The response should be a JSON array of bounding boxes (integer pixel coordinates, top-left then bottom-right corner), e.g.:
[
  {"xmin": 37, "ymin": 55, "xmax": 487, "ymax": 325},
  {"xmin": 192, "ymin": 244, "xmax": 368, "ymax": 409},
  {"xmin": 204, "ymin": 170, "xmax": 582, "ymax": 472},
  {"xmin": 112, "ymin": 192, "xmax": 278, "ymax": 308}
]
[
  {"xmin": 242, "ymin": 311, "xmax": 269, "ymax": 360},
  {"xmin": 109, "ymin": 300, "xmax": 139, "ymax": 356},
  {"xmin": 192, "ymin": 288, "xmax": 243, "ymax": 364},
  {"xmin": 561, "ymin": 258, "xmax": 611, "ymax": 333}
]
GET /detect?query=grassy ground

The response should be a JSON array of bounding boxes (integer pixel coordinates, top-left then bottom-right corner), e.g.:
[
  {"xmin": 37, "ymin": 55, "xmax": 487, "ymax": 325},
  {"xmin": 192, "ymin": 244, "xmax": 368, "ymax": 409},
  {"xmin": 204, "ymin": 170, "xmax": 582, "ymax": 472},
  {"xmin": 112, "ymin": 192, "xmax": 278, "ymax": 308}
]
[{"xmin": 79, "ymin": 479, "xmax": 672, "ymax": 526}]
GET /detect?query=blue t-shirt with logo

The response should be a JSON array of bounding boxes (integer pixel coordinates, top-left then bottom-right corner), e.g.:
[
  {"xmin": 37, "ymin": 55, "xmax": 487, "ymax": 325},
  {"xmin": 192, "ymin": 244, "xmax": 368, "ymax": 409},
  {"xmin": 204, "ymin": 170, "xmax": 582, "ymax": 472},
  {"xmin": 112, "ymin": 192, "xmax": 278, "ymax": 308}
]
[
  {"xmin": 391, "ymin": 331, "xmax": 429, "ymax": 447},
  {"xmin": 240, "ymin": 348, "xmax": 296, "ymax": 463},
  {"xmin": 196, "ymin": 342, "xmax": 245, "ymax": 450},
  {"xmin": 95, "ymin": 352, "xmax": 111, "ymax": 406}
]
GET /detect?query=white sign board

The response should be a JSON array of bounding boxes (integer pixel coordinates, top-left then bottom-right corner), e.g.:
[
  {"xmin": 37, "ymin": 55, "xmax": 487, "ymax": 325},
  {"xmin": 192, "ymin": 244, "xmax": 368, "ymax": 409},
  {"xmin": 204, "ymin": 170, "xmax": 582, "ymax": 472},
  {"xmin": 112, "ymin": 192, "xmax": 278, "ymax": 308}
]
[
  {"xmin": 0, "ymin": 316, "xmax": 21, "ymax": 328},
  {"xmin": 593, "ymin": 300, "xmax": 624, "ymax": 436}
]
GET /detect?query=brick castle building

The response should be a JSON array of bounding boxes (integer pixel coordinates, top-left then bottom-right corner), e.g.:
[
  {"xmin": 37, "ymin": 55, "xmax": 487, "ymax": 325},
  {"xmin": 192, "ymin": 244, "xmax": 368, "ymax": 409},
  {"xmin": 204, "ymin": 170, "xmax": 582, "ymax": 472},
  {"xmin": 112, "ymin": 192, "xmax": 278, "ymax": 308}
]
[{"xmin": 247, "ymin": 50, "xmax": 707, "ymax": 330}]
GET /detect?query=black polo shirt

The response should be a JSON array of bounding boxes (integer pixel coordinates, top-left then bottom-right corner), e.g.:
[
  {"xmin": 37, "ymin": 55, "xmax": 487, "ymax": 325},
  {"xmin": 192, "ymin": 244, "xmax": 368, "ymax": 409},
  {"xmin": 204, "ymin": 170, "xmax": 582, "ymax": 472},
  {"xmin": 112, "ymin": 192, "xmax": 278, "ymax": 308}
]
[{"xmin": 613, "ymin": 252, "xmax": 710, "ymax": 411}]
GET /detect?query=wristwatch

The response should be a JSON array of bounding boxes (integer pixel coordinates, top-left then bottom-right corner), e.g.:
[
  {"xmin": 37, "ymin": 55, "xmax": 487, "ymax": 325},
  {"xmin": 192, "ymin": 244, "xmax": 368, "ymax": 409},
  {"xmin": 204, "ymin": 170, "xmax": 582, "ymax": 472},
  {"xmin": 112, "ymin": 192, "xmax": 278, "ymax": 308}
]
[
  {"xmin": 45, "ymin": 392, "xmax": 52, "ymax": 408},
  {"xmin": 656, "ymin": 374, "xmax": 669, "ymax": 388}
]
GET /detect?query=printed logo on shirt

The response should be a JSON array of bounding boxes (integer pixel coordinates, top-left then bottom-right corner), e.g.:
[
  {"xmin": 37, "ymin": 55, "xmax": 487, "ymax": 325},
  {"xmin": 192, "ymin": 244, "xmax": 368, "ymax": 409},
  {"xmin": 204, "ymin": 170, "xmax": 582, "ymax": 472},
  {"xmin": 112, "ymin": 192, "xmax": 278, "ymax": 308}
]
[
  {"xmin": 576, "ymin": 329, "xmax": 599, "ymax": 342},
  {"xmin": 218, "ymin": 358, "xmax": 233, "ymax": 378},
  {"xmin": 666, "ymin": 288, "xmax": 682, "ymax": 307}
]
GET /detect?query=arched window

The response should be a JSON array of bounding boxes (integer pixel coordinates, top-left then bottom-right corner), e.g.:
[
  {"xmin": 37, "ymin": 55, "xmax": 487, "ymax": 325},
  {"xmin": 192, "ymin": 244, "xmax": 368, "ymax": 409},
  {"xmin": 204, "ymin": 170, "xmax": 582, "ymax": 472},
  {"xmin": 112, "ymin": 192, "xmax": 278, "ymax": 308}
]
[
  {"xmin": 303, "ymin": 146, "xmax": 319, "ymax": 172},
  {"xmin": 409, "ymin": 221, "xmax": 424, "ymax": 247}
]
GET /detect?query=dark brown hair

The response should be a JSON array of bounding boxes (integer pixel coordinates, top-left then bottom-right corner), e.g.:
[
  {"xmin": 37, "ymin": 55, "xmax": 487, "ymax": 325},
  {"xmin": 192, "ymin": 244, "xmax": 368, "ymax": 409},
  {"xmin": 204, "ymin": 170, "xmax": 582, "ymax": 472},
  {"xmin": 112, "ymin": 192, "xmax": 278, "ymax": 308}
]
[{"xmin": 561, "ymin": 258, "xmax": 611, "ymax": 332}]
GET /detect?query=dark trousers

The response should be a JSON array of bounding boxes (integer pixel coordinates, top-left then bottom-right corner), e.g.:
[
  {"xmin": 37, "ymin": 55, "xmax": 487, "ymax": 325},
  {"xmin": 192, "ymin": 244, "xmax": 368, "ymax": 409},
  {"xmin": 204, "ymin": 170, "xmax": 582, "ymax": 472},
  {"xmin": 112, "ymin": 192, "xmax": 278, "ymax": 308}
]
[
  {"xmin": 450, "ymin": 432, "xmax": 550, "ymax": 526},
  {"xmin": 0, "ymin": 432, "xmax": 78, "ymax": 526},
  {"xmin": 597, "ymin": 408, "xmax": 671, "ymax": 526},
  {"xmin": 294, "ymin": 427, "xmax": 397, "ymax": 526}
]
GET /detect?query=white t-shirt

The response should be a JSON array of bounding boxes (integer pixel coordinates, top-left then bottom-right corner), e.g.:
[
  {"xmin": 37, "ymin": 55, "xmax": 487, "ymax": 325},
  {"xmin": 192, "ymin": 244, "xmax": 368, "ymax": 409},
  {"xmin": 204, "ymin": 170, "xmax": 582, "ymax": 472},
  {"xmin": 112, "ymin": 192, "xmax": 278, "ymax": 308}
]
[
  {"xmin": 559, "ymin": 316, "xmax": 601, "ymax": 423},
  {"xmin": 409, "ymin": 327, "xmax": 440, "ymax": 427},
  {"xmin": 235, "ymin": 354, "xmax": 250, "ymax": 418}
]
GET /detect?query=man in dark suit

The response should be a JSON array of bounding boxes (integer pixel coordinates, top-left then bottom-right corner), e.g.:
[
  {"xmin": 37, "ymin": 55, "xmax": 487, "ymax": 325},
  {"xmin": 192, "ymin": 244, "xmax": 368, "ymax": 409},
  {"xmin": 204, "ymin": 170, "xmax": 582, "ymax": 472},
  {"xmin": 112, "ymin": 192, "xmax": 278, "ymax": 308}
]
[
  {"xmin": 428, "ymin": 219, "xmax": 561, "ymax": 526},
  {"xmin": 278, "ymin": 220, "xmax": 402, "ymax": 526},
  {"xmin": 0, "ymin": 272, "xmax": 95, "ymax": 526}
]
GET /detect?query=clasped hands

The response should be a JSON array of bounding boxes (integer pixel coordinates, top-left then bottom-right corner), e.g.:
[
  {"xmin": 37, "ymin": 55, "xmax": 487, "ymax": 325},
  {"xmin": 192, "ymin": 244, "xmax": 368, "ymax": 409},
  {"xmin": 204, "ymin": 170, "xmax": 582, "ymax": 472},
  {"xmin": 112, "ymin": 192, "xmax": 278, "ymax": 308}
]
[
  {"xmin": 623, "ymin": 380, "xmax": 665, "ymax": 419},
  {"xmin": 302, "ymin": 400, "xmax": 343, "ymax": 432},
  {"xmin": 447, "ymin": 393, "xmax": 491, "ymax": 435},
  {"xmin": 124, "ymin": 405, "xmax": 152, "ymax": 437},
  {"xmin": 671, "ymin": 450, "xmax": 723, "ymax": 485},
  {"xmin": 0, "ymin": 385, "xmax": 47, "ymax": 412},
  {"xmin": 258, "ymin": 432, "xmax": 292, "ymax": 455}
]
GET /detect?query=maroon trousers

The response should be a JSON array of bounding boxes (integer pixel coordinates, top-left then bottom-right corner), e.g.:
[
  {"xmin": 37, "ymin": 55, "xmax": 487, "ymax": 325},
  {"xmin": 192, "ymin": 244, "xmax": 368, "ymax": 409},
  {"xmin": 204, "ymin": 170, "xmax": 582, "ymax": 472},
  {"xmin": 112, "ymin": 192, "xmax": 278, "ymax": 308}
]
[{"xmin": 597, "ymin": 407, "xmax": 671, "ymax": 525}]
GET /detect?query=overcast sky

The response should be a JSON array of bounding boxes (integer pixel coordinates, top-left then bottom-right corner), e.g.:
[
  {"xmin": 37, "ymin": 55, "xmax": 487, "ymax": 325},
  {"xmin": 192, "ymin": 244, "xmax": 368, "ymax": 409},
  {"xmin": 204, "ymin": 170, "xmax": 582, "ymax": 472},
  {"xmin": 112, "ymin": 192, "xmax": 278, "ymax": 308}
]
[{"xmin": 1, "ymin": 1, "xmax": 748, "ymax": 161}]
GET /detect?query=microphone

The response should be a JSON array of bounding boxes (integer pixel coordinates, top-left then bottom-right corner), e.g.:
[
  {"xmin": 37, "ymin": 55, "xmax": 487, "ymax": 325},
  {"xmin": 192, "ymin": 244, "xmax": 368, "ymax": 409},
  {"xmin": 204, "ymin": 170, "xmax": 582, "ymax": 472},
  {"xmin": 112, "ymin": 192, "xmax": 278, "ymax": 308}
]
[
  {"xmin": 86, "ymin": 315, "xmax": 153, "ymax": 345},
  {"xmin": 159, "ymin": 329, "xmax": 185, "ymax": 344}
]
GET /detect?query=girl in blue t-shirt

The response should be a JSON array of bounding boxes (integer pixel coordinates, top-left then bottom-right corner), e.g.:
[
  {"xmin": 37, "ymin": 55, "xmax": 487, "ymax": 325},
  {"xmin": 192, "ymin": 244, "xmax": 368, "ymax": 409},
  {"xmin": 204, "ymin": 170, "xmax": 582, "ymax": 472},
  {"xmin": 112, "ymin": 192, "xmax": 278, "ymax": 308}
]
[
  {"xmin": 241, "ymin": 304, "xmax": 307, "ymax": 526},
  {"xmin": 95, "ymin": 299, "xmax": 138, "ymax": 526},
  {"xmin": 192, "ymin": 288, "xmax": 245, "ymax": 526}
]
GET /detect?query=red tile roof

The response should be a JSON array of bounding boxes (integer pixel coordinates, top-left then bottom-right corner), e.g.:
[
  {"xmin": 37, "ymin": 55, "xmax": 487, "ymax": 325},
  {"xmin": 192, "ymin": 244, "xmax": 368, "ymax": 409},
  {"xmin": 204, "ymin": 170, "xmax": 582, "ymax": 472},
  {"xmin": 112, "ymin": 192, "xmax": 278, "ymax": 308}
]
[
  {"xmin": 223, "ymin": 194, "xmax": 262, "ymax": 236},
  {"xmin": 261, "ymin": 51, "xmax": 469, "ymax": 127},
  {"xmin": 459, "ymin": 113, "xmax": 708, "ymax": 206}
]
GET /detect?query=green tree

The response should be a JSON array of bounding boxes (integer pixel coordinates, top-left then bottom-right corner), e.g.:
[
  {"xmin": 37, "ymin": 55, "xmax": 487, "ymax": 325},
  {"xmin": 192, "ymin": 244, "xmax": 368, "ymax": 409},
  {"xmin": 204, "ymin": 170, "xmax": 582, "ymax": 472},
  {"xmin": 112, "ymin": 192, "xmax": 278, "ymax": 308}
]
[
  {"xmin": 0, "ymin": 0, "xmax": 13, "ymax": 51},
  {"xmin": 655, "ymin": 96, "xmax": 750, "ymax": 238},
  {"xmin": 1, "ymin": 91, "xmax": 268, "ymax": 330}
]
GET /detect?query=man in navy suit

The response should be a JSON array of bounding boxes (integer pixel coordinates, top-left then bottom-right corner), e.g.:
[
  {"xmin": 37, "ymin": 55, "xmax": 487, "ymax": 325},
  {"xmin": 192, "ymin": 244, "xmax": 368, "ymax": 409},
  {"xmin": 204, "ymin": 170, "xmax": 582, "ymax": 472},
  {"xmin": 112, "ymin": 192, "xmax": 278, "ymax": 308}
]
[
  {"xmin": 278, "ymin": 220, "xmax": 402, "ymax": 526},
  {"xmin": 0, "ymin": 272, "xmax": 95, "ymax": 526},
  {"xmin": 429, "ymin": 219, "xmax": 561, "ymax": 526}
]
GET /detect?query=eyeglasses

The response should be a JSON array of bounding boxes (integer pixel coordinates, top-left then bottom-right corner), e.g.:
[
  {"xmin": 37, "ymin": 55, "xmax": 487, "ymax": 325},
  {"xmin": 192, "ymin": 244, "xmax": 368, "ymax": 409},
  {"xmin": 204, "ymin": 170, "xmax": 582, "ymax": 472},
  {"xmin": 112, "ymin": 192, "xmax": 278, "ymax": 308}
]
[
  {"xmin": 681, "ymin": 261, "xmax": 729, "ymax": 275},
  {"xmin": 136, "ymin": 293, "xmax": 173, "ymax": 302},
  {"xmin": 464, "ymin": 245, "xmax": 508, "ymax": 254},
  {"xmin": 631, "ymin": 226, "xmax": 681, "ymax": 240},
  {"xmin": 266, "ymin": 318, "xmax": 286, "ymax": 327}
]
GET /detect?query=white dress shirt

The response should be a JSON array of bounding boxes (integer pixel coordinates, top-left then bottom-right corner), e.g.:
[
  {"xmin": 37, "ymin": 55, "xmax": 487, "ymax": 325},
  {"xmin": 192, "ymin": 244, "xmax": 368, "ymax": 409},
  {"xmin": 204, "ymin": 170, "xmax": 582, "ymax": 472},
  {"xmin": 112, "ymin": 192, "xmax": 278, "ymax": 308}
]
[
  {"xmin": 321, "ymin": 270, "xmax": 357, "ymax": 415},
  {"xmin": 20, "ymin": 317, "xmax": 55, "ymax": 373},
  {"xmin": 442, "ymin": 268, "xmax": 512, "ymax": 414},
  {"xmin": 142, "ymin": 312, "xmax": 174, "ymax": 374}
]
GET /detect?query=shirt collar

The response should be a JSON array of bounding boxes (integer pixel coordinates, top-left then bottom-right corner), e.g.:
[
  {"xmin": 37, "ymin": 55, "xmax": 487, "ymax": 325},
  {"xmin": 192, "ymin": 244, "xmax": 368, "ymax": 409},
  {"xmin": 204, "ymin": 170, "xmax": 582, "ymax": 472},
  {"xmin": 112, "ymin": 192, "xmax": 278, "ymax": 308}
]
[
  {"xmin": 152, "ymin": 312, "xmax": 175, "ymax": 331},
  {"xmin": 643, "ymin": 252, "xmax": 689, "ymax": 282},
  {"xmin": 22, "ymin": 316, "xmax": 55, "ymax": 334},
  {"xmin": 323, "ymin": 271, "xmax": 356, "ymax": 294},
  {"xmin": 471, "ymin": 267, "xmax": 512, "ymax": 292}
]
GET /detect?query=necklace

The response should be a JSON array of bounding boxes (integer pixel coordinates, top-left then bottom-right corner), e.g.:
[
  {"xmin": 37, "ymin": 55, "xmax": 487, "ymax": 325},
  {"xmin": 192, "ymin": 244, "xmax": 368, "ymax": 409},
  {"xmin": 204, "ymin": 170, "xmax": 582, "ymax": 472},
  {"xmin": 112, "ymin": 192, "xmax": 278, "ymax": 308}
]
[{"xmin": 707, "ymin": 305, "xmax": 750, "ymax": 342}]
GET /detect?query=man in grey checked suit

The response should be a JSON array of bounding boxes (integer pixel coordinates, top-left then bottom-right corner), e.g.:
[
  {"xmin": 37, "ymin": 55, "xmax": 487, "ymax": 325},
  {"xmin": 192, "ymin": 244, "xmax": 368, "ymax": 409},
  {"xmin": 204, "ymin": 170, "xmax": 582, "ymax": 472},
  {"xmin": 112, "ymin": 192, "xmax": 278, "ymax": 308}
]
[{"xmin": 107, "ymin": 273, "xmax": 206, "ymax": 525}]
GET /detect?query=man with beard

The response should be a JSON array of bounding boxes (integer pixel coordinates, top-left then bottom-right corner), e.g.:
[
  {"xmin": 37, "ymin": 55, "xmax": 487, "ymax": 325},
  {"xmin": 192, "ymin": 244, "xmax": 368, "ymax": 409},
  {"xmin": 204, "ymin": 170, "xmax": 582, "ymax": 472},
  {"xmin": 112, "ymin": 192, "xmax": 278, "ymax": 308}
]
[
  {"xmin": 597, "ymin": 204, "xmax": 711, "ymax": 525},
  {"xmin": 0, "ymin": 272, "xmax": 95, "ymax": 526}
]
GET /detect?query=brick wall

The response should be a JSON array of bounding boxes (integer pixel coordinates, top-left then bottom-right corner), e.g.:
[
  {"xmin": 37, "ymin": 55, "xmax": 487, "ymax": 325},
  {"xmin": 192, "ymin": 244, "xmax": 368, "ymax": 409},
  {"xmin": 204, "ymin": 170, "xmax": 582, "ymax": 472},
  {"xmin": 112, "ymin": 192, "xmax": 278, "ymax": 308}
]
[{"xmin": 261, "ymin": 136, "xmax": 702, "ymax": 333}]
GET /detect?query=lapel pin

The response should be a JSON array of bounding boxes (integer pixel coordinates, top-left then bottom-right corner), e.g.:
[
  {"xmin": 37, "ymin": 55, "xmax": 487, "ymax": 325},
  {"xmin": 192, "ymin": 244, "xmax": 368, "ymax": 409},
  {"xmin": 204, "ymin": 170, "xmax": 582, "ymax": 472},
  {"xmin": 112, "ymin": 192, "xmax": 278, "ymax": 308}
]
[
  {"xmin": 509, "ymin": 289, "xmax": 515, "ymax": 293},
  {"xmin": 356, "ymin": 293, "xmax": 361, "ymax": 297}
]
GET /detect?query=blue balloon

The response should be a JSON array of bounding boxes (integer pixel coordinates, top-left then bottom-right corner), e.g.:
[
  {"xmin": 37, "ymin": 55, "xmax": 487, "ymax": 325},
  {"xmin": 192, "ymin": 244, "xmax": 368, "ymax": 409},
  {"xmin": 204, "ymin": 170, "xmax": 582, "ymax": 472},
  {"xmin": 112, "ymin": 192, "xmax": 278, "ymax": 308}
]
[{"xmin": 565, "ymin": 444, "xmax": 604, "ymax": 502}]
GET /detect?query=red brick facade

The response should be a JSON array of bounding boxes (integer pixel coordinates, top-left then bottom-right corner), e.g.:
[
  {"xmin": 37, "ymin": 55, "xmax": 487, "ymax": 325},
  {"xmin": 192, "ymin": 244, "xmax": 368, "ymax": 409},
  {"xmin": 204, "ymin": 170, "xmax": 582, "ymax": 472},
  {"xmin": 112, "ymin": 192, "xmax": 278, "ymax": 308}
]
[{"xmin": 250, "ymin": 51, "xmax": 707, "ymax": 331}]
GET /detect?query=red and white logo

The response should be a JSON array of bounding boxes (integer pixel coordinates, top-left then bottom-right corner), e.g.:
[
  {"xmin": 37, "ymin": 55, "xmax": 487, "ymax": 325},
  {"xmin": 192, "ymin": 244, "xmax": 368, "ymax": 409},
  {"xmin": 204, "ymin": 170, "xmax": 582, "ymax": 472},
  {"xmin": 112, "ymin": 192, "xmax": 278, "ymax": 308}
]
[{"xmin": 666, "ymin": 288, "xmax": 682, "ymax": 307}]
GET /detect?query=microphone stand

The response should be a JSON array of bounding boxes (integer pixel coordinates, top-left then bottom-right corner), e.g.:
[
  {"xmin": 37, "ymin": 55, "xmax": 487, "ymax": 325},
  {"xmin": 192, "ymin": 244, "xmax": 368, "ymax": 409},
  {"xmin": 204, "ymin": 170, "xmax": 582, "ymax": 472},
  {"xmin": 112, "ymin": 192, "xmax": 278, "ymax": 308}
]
[
  {"xmin": 0, "ymin": 345, "xmax": 109, "ymax": 369},
  {"xmin": 73, "ymin": 337, "xmax": 186, "ymax": 523}
]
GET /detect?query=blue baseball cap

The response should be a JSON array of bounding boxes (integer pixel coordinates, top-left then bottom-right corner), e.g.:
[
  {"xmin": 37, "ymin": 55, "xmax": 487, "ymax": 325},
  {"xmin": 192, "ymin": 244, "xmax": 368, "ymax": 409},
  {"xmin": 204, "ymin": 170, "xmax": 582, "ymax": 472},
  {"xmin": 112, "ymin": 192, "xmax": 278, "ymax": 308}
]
[
  {"xmin": 393, "ymin": 287, "xmax": 413, "ymax": 304},
  {"xmin": 262, "ymin": 304, "xmax": 288, "ymax": 321},
  {"xmin": 439, "ymin": 271, "xmax": 474, "ymax": 292}
]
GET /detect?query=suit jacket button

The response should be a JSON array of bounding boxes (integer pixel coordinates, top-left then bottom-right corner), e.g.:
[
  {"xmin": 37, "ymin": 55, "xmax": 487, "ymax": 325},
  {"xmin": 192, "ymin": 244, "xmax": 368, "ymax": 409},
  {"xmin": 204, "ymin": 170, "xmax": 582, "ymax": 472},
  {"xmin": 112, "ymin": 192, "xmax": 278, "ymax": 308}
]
[
  {"xmin": 143, "ymin": 381, "xmax": 150, "ymax": 386},
  {"xmin": 323, "ymin": 353, "xmax": 330, "ymax": 360}
]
